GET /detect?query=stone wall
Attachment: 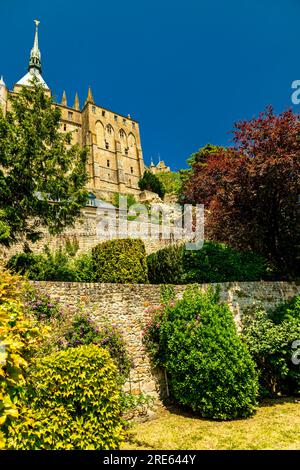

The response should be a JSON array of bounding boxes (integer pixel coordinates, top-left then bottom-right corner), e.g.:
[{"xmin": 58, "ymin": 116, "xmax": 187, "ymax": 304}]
[{"xmin": 33, "ymin": 281, "xmax": 300, "ymax": 402}]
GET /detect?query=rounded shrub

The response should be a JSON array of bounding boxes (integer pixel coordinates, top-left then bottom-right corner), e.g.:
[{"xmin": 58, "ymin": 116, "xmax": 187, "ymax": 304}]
[
  {"xmin": 92, "ymin": 238, "xmax": 148, "ymax": 283},
  {"xmin": 7, "ymin": 345, "xmax": 124, "ymax": 449},
  {"xmin": 144, "ymin": 287, "xmax": 259, "ymax": 420}
]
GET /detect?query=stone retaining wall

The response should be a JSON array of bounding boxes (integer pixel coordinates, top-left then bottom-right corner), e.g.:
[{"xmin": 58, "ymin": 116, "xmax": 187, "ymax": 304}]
[{"xmin": 32, "ymin": 281, "xmax": 300, "ymax": 402}]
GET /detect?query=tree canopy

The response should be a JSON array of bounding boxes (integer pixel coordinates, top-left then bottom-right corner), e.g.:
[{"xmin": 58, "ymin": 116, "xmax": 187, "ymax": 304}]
[
  {"xmin": 182, "ymin": 107, "xmax": 300, "ymax": 278},
  {"xmin": 0, "ymin": 80, "xmax": 89, "ymax": 246}
]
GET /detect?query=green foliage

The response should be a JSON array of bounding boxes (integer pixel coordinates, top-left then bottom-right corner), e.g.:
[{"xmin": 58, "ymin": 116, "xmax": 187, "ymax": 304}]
[
  {"xmin": 143, "ymin": 287, "xmax": 259, "ymax": 420},
  {"xmin": 60, "ymin": 313, "xmax": 132, "ymax": 379},
  {"xmin": 270, "ymin": 294, "xmax": 300, "ymax": 324},
  {"xmin": 0, "ymin": 78, "xmax": 88, "ymax": 247},
  {"xmin": 138, "ymin": 171, "xmax": 166, "ymax": 199},
  {"xmin": 242, "ymin": 309, "xmax": 300, "ymax": 397},
  {"xmin": 0, "ymin": 270, "xmax": 47, "ymax": 449},
  {"xmin": 7, "ymin": 240, "xmax": 95, "ymax": 282},
  {"xmin": 92, "ymin": 239, "xmax": 148, "ymax": 283},
  {"xmin": 147, "ymin": 241, "xmax": 271, "ymax": 284},
  {"xmin": 147, "ymin": 245, "xmax": 184, "ymax": 284},
  {"xmin": 113, "ymin": 193, "xmax": 137, "ymax": 209},
  {"xmin": 187, "ymin": 143, "xmax": 225, "ymax": 167},
  {"xmin": 7, "ymin": 345, "xmax": 124, "ymax": 450},
  {"xmin": 155, "ymin": 172, "xmax": 182, "ymax": 196},
  {"xmin": 182, "ymin": 242, "xmax": 272, "ymax": 283},
  {"xmin": 23, "ymin": 287, "xmax": 62, "ymax": 322}
]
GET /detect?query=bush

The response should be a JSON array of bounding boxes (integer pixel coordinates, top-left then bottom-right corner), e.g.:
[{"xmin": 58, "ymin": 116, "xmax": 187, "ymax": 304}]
[
  {"xmin": 60, "ymin": 313, "xmax": 132, "ymax": 379},
  {"xmin": 92, "ymin": 239, "xmax": 148, "ymax": 283},
  {"xmin": 0, "ymin": 270, "xmax": 46, "ymax": 449},
  {"xmin": 138, "ymin": 171, "xmax": 165, "ymax": 199},
  {"xmin": 147, "ymin": 245, "xmax": 184, "ymax": 284},
  {"xmin": 242, "ymin": 301, "xmax": 300, "ymax": 397},
  {"xmin": 143, "ymin": 287, "xmax": 259, "ymax": 420},
  {"xmin": 147, "ymin": 241, "xmax": 272, "ymax": 284},
  {"xmin": 270, "ymin": 294, "xmax": 300, "ymax": 324},
  {"xmin": 7, "ymin": 345, "xmax": 124, "ymax": 450},
  {"xmin": 7, "ymin": 243, "xmax": 95, "ymax": 282},
  {"xmin": 24, "ymin": 286, "xmax": 62, "ymax": 322}
]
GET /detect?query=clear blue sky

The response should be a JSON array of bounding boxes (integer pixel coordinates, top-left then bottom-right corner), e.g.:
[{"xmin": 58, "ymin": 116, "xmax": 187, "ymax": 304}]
[{"xmin": 1, "ymin": 0, "xmax": 300, "ymax": 170}]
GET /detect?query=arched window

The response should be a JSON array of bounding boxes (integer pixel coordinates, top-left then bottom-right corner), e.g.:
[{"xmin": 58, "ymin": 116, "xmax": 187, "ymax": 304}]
[
  {"xmin": 119, "ymin": 129, "xmax": 126, "ymax": 139},
  {"xmin": 106, "ymin": 124, "xmax": 113, "ymax": 135}
]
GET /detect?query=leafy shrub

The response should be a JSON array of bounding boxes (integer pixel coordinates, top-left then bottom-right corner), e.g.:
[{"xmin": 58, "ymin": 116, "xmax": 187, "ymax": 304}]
[
  {"xmin": 242, "ymin": 303, "xmax": 300, "ymax": 397},
  {"xmin": 270, "ymin": 294, "xmax": 300, "ymax": 324},
  {"xmin": 0, "ymin": 270, "xmax": 46, "ymax": 449},
  {"xmin": 7, "ymin": 345, "xmax": 125, "ymax": 450},
  {"xmin": 7, "ymin": 242, "xmax": 95, "ymax": 282},
  {"xmin": 92, "ymin": 239, "xmax": 148, "ymax": 283},
  {"xmin": 61, "ymin": 313, "xmax": 132, "ymax": 379},
  {"xmin": 24, "ymin": 286, "xmax": 62, "ymax": 322},
  {"xmin": 147, "ymin": 245, "xmax": 184, "ymax": 284},
  {"xmin": 138, "ymin": 171, "xmax": 165, "ymax": 199},
  {"xmin": 147, "ymin": 241, "xmax": 272, "ymax": 284},
  {"xmin": 155, "ymin": 171, "xmax": 182, "ymax": 196},
  {"xmin": 143, "ymin": 287, "xmax": 259, "ymax": 420}
]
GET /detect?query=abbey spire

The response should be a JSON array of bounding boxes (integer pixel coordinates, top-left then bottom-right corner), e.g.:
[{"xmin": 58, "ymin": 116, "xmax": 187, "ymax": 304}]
[
  {"xmin": 16, "ymin": 20, "xmax": 49, "ymax": 90},
  {"xmin": 28, "ymin": 19, "xmax": 42, "ymax": 74}
]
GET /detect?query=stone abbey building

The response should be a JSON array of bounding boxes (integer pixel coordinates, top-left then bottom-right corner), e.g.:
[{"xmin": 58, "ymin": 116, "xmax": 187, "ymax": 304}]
[{"xmin": 0, "ymin": 21, "xmax": 145, "ymax": 198}]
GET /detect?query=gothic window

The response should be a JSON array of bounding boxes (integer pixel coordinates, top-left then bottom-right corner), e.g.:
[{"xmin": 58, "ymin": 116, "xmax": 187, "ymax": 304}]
[
  {"xmin": 119, "ymin": 129, "xmax": 126, "ymax": 139},
  {"xmin": 106, "ymin": 124, "xmax": 113, "ymax": 135}
]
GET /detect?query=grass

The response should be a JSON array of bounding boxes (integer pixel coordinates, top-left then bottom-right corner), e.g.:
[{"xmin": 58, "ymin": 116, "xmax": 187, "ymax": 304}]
[{"xmin": 123, "ymin": 398, "xmax": 300, "ymax": 450}]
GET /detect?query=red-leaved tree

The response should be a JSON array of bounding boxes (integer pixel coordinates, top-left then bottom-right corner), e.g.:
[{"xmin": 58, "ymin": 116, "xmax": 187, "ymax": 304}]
[{"xmin": 183, "ymin": 107, "xmax": 300, "ymax": 277}]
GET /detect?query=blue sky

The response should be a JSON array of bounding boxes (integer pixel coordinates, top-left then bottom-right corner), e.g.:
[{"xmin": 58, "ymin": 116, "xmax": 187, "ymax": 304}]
[{"xmin": 1, "ymin": 0, "xmax": 300, "ymax": 170}]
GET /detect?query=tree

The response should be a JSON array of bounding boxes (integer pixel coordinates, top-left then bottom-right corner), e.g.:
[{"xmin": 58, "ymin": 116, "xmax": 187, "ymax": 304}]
[
  {"xmin": 138, "ymin": 170, "xmax": 165, "ymax": 199},
  {"xmin": 0, "ymin": 79, "xmax": 89, "ymax": 246},
  {"xmin": 182, "ymin": 107, "xmax": 300, "ymax": 277}
]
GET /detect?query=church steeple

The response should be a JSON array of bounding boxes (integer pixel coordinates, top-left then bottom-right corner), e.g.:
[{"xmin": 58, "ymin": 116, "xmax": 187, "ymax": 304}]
[
  {"xmin": 73, "ymin": 92, "xmax": 80, "ymax": 110},
  {"xmin": 85, "ymin": 86, "xmax": 94, "ymax": 105},
  {"xmin": 28, "ymin": 20, "xmax": 42, "ymax": 74},
  {"xmin": 61, "ymin": 90, "xmax": 67, "ymax": 106}
]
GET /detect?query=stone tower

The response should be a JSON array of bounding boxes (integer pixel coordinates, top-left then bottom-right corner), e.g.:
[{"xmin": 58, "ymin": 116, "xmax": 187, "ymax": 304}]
[{"xmin": 2, "ymin": 20, "xmax": 145, "ymax": 199}]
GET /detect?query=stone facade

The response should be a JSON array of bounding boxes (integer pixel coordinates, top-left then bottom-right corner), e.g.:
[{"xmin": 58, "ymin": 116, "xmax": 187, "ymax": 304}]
[
  {"xmin": 0, "ymin": 22, "xmax": 145, "ymax": 197},
  {"xmin": 33, "ymin": 281, "xmax": 300, "ymax": 403}
]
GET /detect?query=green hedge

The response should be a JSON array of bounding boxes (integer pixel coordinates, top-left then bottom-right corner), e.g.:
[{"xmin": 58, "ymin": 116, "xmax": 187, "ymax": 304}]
[
  {"xmin": 7, "ymin": 345, "xmax": 124, "ymax": 450},
  {"xmin": 147, "ymin": 241, "xmax": 272, "ymax": 284},
  {"xmin": 92, "ymin": 239, "xmax": 148, "ymax": 283},
  {"xmin": 143, "ymin": 287, "xmax": 259, "ymax": 420}
]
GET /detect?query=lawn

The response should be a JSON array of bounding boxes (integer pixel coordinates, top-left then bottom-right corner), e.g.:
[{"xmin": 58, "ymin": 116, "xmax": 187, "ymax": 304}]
[{"xmin": 123, "ymin": 398, "xmax": 300, "ymax": 450}]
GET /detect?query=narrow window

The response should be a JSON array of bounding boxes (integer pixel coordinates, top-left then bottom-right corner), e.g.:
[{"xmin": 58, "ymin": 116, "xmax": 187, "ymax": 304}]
[
  {"xmin": 102, "ymin": 110, "xmax": 106, "ymax": 117},
  {"xmin": 68, "ymin": 111, "xmax": 73, "ymax": 120},
  {"xmin": 63, "ymin": 123, "xmax": 67, "ymax": 131},
  {"xmin": 123, "ymin": 118, "xmax": 126, "ymax": 125},
  {"xmin": 92, "ymin": 106, "xmax": 96, "ymax": 114},
  {"xmin": 107, "ymin": 125, "xmax": 112, "ymax": 135},
  {"xmin": 132, "ymin": 122, "xmax": 135, "ymax": 129},
  {"xmin": 125, "ymin": 148, "xmax": 128, "ymax": 155},
  {"xmin": 130, "ymin": 167, "xmax": 134, "ymax": 174},
  {"xmin": 105, "ymin": 141, "xmax": 109, "ymax": 149},
  {"xmin": 107, "ymin": 160, "xmax": 110, "ymax": 167},
  {"xmin": 114, "ymin": 115, "xmax": 118, "ymax": 122}
]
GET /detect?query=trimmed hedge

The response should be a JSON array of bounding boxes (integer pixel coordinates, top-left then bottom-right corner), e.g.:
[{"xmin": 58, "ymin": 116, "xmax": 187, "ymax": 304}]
[
  {"xmin": 7, "ymin": 345, "xmax": 124, "ymax": 450},
  {"xmin": 147, "ymin": 241, "xmax": 272, "ymax": 284},
  {"xmin": 92, "ymin": 238, "xmax": 148, "ymax": 283}
]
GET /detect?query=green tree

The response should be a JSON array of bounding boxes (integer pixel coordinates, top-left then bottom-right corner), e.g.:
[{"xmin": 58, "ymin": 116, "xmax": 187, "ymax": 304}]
[
  {"xmin": 138, "ymin": 171, "xmax": 165, "ymax": 199},
  {"xmin": 0, "ymin": 79, "xmax": 88, "ymax": 246}
]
